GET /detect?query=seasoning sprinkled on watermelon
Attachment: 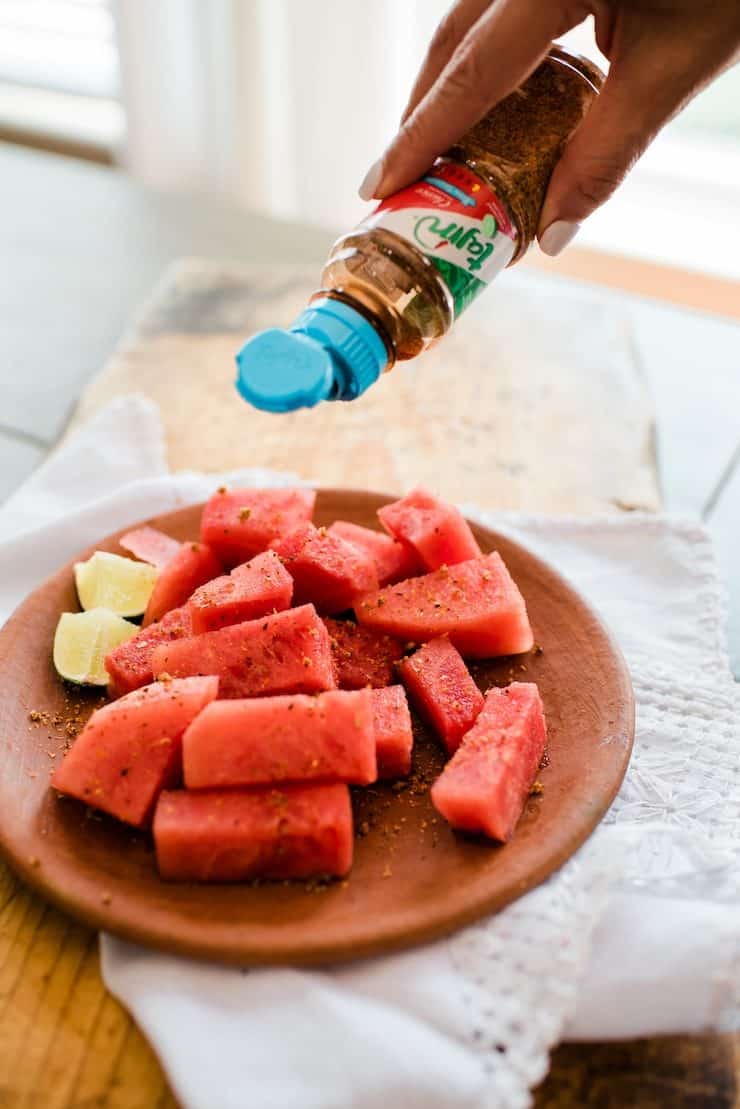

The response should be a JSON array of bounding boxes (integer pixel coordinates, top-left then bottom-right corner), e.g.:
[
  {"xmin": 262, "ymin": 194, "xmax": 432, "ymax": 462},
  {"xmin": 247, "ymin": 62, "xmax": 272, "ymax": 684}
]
[
  {"xmin": 371, "ymin": 686, "xmax": 413, "ymax": 779},
  {"xmin": 188, "ymin": 550, "xmax": 293, "ymax": 633},
  {"xmin": 323, "ymin": 617, "xmax": 403, "ymax": 689},
  {"xmin": 143, "ymin": 542, "xmax": 222, "ymax": 626},
  {"xmin": 151, "ymin": 604, "xmax": 336, "ymax": 699},
  {"xmin": 328, "ymin": 520, "xmax": 420, "ymax": 586},
  {"xmin": 274, "ymin": 523, "xmax": 378, "ymax": 614},
  {"xmin": 378, "ymin": 488, "xmax": 481, "ymax": 570},
  {"xmin": 356, "ymin": 553, "xmax": 533, "ymax": 658},
  {"xmin": 154, "ymin": 782, "xmax": 353, "ymax": 882},
  {"xmin": 51, "ymin": 675, "xmax": 219, "ymax": 828},
  {"xmin": 431, "ymin": 682, "xmax": 547, "ymax": 841},
  {"xmin": 200, "ymin": 487, "xmax": 316, "ymax": 567},
  {"xmin": 183, "ymin": 689, "xmax": 376, "ymax": 788},
  {"xmin": 399, "ymin": 637, "xmax": 484, "ymax": 754},
  {"xmin": 105, "ymin": 605, "xmax": 192, "ymax": 697}
]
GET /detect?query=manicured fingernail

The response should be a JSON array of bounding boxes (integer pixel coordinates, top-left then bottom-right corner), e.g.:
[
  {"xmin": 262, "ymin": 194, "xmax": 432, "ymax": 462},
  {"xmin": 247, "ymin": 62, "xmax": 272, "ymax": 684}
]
[
  {"xmin": 359, "ymin": 158, "xmax": 384, "ymax": 201},
  {"xmin": 539, "ymin": 220, "xmax": 581, "ymax": 257}
]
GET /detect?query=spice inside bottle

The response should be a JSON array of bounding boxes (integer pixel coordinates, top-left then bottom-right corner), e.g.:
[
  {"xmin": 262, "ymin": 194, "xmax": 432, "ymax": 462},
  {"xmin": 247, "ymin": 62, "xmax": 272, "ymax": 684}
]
[{"xmin": 236, "ymin": 46, "xmax": 604, "ymax": 413}]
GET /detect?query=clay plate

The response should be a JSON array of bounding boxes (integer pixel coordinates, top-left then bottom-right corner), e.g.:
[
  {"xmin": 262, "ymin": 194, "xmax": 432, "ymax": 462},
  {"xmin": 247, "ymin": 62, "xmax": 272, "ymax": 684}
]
[{"xmin": 0, "ymin": 490, "xmax": 633, "ymax": 965}]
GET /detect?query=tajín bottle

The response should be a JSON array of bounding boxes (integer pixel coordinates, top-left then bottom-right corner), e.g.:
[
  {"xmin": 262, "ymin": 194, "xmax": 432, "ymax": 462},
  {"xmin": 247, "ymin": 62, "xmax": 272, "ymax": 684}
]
[{"xmin": 236, "ymin": 46, "xmax": 603, "ymax": 413}]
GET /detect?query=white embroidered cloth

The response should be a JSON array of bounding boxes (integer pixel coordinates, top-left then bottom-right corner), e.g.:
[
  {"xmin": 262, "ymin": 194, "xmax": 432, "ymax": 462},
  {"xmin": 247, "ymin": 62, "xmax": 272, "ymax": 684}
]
[{"xmin": 0, "ymin": 397, "xmax": 737, "ymax": 1109}]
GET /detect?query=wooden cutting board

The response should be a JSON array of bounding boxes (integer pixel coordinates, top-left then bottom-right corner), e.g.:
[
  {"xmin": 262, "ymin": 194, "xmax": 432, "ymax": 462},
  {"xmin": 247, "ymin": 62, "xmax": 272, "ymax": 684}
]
[{"xmin": 67, "ymin": 259, "xmax": 660, "ymax": 515}]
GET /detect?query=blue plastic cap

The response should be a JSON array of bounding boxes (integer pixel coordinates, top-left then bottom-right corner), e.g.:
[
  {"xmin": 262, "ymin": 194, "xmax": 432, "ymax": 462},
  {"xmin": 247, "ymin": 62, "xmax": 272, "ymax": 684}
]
[{"xmin": 235, "ymin": 297, "xmax": 388, "ymax": 413}]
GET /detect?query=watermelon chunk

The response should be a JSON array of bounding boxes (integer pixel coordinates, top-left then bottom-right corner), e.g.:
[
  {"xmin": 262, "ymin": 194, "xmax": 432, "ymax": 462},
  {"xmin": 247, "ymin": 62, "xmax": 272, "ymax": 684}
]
[
  {"xmin": 183, "ymin": 689, "xmax": 376, "ymax": 788},
  {"xmin": 399, "ymin": 637, "xmax": 484, "ymax": 754},
  {"xmin": 328, "ymin": 520, "xmax": 420, "ymax": 587},
  {"xmin": 372, "ymin": 686, "xmax": 413, "ymax": 779},
  {"xmin": 273, "ymin": 524, "xmax": 378, "ymax": 615},
  {"xmin": 154, "ymin": 783, "xmax": 353, "ymax": 882},
  {"xmin": 51, "ymin": 676, "xmax": 219, "ymax": 828},
  {"xmin": 152, "ymin": 604, "xmax": 335, "ymax": 699},
  {"xmin": 323, "ymin": 617, "xmax": 403, "ymax": 690},
  {"xmin": 356, "ymin": 553, "xmax": 533, "ymax": 658},
  {"xmin": 105, "ymin": 605, "xmax": 192, "ymax": 697},
  {"xmin": 119, "ymin": 526, "xmax": 181, "ymax": 569},
  {"xmin": 431, "ymin": 683, "xmax": 547, "ymax": 841},
  {"xmin": 200, "ymin": 487, "xmax": 316, "ymax": 567},
  {"xmin": 143, "ymin": 542, "xmax": 222, "ymax": 626},
  {"xmin": 378, "ymin": 487, "xmax": 481, "ymax": 570},
  {"xmin": 188, "ymin": 550, "xmax": 293, "ymax": 634}
]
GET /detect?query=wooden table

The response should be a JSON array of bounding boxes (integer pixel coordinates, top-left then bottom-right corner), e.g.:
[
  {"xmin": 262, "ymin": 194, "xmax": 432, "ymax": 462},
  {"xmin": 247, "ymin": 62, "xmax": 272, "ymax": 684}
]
[{"xmin": 1, "ymin": 142, "xmax": 738, "ymax": 1108}]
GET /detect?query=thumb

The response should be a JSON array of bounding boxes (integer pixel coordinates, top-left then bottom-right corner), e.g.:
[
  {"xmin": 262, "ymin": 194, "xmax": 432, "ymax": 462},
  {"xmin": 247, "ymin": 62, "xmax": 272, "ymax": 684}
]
[{"xmin": 537, "ymin": 53, "xmax": 693, "ymax": 255}]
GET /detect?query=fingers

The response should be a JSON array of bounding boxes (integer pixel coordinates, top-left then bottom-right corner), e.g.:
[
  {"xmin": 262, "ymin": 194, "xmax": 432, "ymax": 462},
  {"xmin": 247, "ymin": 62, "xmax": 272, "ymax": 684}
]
[
  {"xmin": 400, "ymin": 0, "xmax": 492, "ymax": 124},
  {"xmin": 360, "ymin": 0, "xmax": 589, "ymax": 201},
  {"xmin": 537, "ymin": 43, "xmax": 705, "ymax": 253}
]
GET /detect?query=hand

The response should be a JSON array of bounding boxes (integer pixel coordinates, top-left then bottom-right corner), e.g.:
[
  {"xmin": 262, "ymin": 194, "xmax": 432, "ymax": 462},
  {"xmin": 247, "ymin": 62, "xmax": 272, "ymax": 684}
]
[{"xmin": 358, "ymin": 0, "xmax": 740, "ymax": 254}]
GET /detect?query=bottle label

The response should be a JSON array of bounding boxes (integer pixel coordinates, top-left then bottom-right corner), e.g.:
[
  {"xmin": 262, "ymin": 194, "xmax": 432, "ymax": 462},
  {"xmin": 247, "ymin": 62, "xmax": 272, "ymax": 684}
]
[{"xmin": 360, "ymin": 161, "xmax": 517, "ymax": 316}]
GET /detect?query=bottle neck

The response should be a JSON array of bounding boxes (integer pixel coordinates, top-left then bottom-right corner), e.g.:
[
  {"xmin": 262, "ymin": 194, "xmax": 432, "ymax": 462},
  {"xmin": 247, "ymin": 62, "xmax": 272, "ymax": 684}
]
[{"xmin": 310, "ymin": 289, "xmax": 396, "ymax": 371}]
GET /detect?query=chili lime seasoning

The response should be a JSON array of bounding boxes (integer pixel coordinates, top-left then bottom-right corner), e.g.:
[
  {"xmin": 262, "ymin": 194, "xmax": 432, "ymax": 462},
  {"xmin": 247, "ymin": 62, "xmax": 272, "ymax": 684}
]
[{"xmin": 236, "ymin": 46, "xmax": 604, "ymax": 412}]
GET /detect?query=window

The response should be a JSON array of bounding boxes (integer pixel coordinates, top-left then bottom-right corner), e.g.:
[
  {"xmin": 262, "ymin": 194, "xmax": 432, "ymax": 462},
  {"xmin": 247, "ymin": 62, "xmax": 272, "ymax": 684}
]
[
  {"xmin": 0, "ymin": 0, "xmax": 123, "ymax": 159},
  {"xmin": 560, "ymin": 21, "xmax": 740, "ymax": 279}
]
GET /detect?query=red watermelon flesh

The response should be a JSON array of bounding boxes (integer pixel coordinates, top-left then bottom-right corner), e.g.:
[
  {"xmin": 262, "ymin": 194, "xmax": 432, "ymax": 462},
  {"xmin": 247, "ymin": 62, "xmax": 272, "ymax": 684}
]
[
  {"xmin": 200, "ymin": 487, "xmax": 316, "ymax": 568},
  {"xmin": 183, "ymin": 689, "xmax": 376, "ymax": 788},
  {"xmin": 154, "ymin": 783, "xmax": 353, "ymax": 882},
  {"xmin": 51, "ymin": 676, "xmax": 219, "ymax": 828},
  {"xmin": 378, "ymin": 487, "xmax": 481, "ymax": 570},
  {"xmin": 399, "ymin": 637, "xmax": 484, "ymax": 754},
  {"xmin": 328, "ymin": 520, "xmax": 420, "ymax": 587},
  {"xmin": 356, "ymin": 552, "xmax": 533, "ymax": 658},
  {"xmin": 151, "ymin": 604, "xmax": 336, "ymax": 699},
  {"xmin": 143, "ymin": 542, "xmax": 222, "ymax": 626},
  {"xmin": 105, "ymin": 605, "xmax": 193, "ymax": 697},
  {"xmin": 119, "ymin": 526, "xmax": 181, "ymax": 569},
  {"xmin": 273, "ymin": 524, "xmax": 378, "ymax": 615},
  {"xmin": 431, "ymin": 683, "xmax": 547, "ymax": 841},
  {"xmin": 188, "ymin": 550, "xmax": 293, "ymax": 634},
  {"xmin": 323, "ymin": 617, "xmax": 403, "ymax": 690},
  {"xmin": 372, "ymin": 686, "xmax": 413, "ymax": 779}
]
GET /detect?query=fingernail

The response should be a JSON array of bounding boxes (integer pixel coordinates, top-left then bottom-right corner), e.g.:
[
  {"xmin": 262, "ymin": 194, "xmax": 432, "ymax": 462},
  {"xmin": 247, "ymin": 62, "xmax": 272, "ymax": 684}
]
[
  {"xmin": 538, "ymin": 220, "xmax": 581, "ymax": 257},
  {"xmin": 359, "ymin": 158, "xmax": 384, "ymax": 201}
]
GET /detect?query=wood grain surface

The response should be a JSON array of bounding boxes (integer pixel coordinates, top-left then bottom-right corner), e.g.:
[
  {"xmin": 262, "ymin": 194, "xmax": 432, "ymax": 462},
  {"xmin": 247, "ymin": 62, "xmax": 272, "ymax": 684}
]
[
  {"xmin": 0, "ymin": 494, "xmax": 633, "ymax": 967},
  {"xmin": 2, "ymin": 260, "xmax": 735, "ymax": 1108},
  {"xmin": 67, "ymin": 260, "xmax": 659, "ymax": 515}
]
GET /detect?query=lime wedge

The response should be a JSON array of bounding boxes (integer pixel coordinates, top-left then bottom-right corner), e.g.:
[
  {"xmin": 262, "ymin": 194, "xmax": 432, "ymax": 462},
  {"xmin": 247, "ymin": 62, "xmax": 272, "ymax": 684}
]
[
  {"xmin": 74, "ymin": 551, "xmax": 158, "ymax": 617},
  {"xmin": 53, "ymin": 609, "xmax": 138, "ymax": 685}
]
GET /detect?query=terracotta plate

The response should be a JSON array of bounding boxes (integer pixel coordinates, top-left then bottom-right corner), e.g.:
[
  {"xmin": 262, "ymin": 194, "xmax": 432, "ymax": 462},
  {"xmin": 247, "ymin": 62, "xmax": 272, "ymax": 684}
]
[{"xmin": 0, "ymin": 490, "xmax": 633, "ymax": 965}]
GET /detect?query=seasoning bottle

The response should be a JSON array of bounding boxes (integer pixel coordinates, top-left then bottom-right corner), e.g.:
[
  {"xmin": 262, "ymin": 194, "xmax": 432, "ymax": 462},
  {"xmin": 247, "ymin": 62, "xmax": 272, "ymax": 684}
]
[{"xmin": 236, "ymin": 46, "xmax": 603, "ymax": 413}]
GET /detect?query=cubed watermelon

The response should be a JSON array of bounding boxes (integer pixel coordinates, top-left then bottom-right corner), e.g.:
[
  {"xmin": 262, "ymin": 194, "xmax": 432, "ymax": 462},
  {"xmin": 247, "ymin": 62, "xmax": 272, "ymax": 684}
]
[
  {"xmin": 356, "ymin": 553, "xmax": 533, "ymax": 658},
  {"xmin": 399, "ymin": 637, "xmax": 484, "ymax": 754},
  {"xmin": 154, "ymin": 783, "xmax": 353, "ymax": 881},
  {"xmin": 119, "ymin": 526, "xmax": 181, "ymax": 569},
  {"xmin": 188, "ymin": 550, "xmax": 293, "ymax": 634},
  {"xmin": 143, "ymin": 542, "xmax": 222, "ymax": 626},
  {"xmin": 328, "ymin": 520, "xmax": 420, "ymax": 586},
  {"xmin": 152, "ymin": 604, "xmax": 335, "ymax": 699},
  {"xmin": 273, "ymin": 524, "xmax": 378, "ymax": 614},
  {"xmin": 51, "ymin": 676, "xmax": 219, "ymax": 828},
  {"xmin": 105, "ymin": 605, "xmax": 192, "ymax": 697},
  {"xmin": 200, "ymin": 487, "xmax": 316, "ymax": 567},
  {"xmin": 183, "ymin": 689, "xmax": 376, "ymax": 788},
  {"xmin": 323, "ymin": 617, "xmax": 403, "ymax": 690},
  {"xmin": 372, "ymin": 686, "xmax": 413, "ymax": 779},
  {"xmin": 378, "ymin": 488, "xmax": 481, "ymax": 569},
  {"xmin": 431, "ymin": 683, "xmax": 547, "ymax": 841}
]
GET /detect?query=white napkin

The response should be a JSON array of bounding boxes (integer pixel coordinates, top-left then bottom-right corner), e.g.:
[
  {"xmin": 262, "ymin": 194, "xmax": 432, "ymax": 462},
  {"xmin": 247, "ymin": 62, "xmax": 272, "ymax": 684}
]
[{"xmin": 0, "ymin": 396, "xmax": 737, "ymax": 1109}]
